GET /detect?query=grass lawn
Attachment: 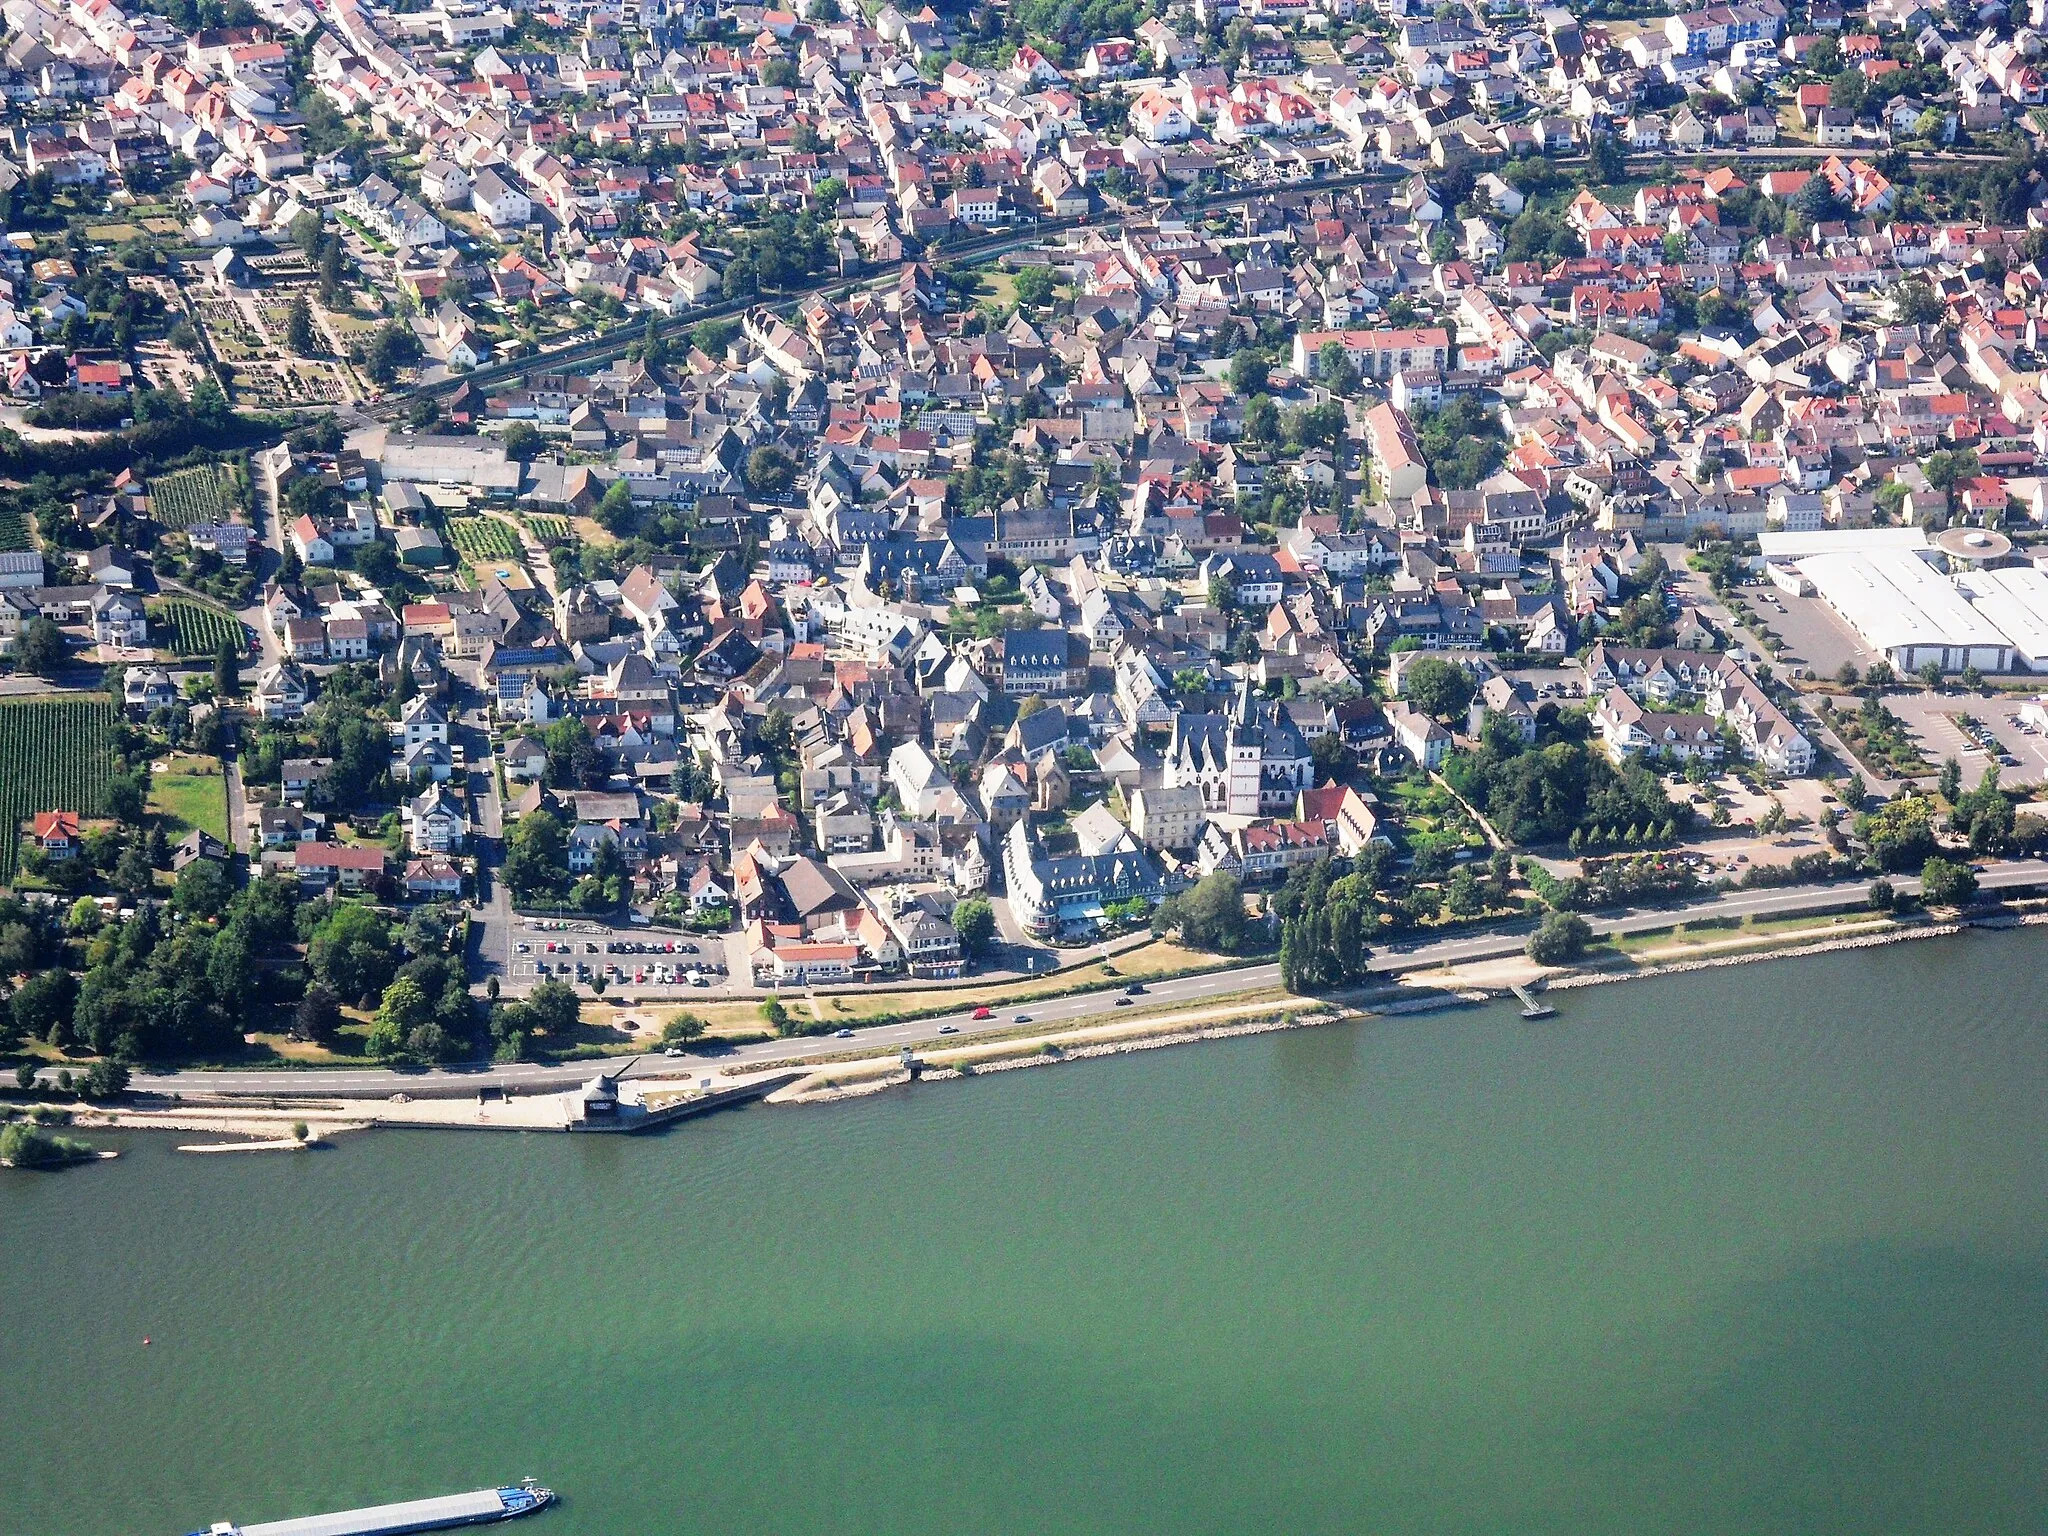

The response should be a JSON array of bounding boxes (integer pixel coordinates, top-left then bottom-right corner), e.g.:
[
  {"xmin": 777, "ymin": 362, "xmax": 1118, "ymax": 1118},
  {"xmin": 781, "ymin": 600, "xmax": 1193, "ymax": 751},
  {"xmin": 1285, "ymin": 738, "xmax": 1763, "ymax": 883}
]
[
  {"xmin": 976, "ymin": 269, "xmax": 1019, "ymax": 309},
  {"xmin": 1609, "ymin": 910, "xmax": 1886, "ymax": 956},
  {"xmin": 599, "ymin": 940, "xmax": 1245, "ymax": 1041},
  {"xmin": 148, "ymin": 754, "xmax": 229, "ymax": 842}
]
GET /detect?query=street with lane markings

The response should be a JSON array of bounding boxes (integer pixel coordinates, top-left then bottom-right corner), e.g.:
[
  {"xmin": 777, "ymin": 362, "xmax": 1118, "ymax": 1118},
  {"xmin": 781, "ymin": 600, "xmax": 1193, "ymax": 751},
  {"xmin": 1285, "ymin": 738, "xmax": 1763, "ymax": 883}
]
[{"xmin": 73, "ymin": 858, "xmax": 2047, "ymax": 1098}]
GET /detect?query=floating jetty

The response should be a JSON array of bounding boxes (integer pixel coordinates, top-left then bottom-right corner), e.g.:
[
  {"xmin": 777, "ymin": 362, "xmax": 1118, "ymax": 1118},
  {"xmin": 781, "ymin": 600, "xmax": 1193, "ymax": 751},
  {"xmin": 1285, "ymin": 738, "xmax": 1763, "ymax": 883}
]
[
  {"xmin": 1509, "ymin": 984, "xmax": 1556, "ymax": 1020},
  {"xmin": 190, "ymin": 1479, "xmax": 552, "ymax": 1536}
]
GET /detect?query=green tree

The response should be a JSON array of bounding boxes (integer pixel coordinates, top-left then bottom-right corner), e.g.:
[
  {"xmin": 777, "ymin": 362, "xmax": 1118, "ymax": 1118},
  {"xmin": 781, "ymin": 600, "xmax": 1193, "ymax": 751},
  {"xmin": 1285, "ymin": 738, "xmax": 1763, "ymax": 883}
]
[
  {"xmin": 289, "ymin": 210, "xmax": 324, "ymax": 260},
  {"xmin": 1829, "ymin": 66, "xmax": 1866, "ymax": 116},
  {"xmin": 1924, "ymin": 448, "xmax": 1979, "ymax": 493},
  {"xmin": 1938, "ymin": 756, "xmax": 1962, "ymax": 803},
  {"xmin": 504, "ymin": 809, "xmax": 569, "ymax": 898},
  {"xmin": 0, "ymin": 1122, "xmax": 93, "ymax": 1167},
  {"xmin": 745, "ymin": 445, "xmax": 797, "ymax": 498},
  {"xmin": 294, "ymin": 982, "xmax": 342, "ymax": 1043},
  {"xmin": 1891, "ymin": 280, "xmax": 1942, "ymax": 325},
  {"xmin": 1588, "ymin": 131, "xmax": 1627, "ymax": 184},
  {"xmin": 307, "ymin": 903, "xmax": 396, "ymax": 1007},
  {"xmin": 20, "ymin": 616, "xmax": 67, "ymax": 678},
  {"xmin": 1315, "ymin": 340, "xmax": 1359, "ymax": 396},
  {"xmin": 1527, "ymin": 911, "xmax": 1593, "ymax": 966},
  {"xmin": 1287, "ymin": 400, "xmax": 1347, "ymax": 452},
  {"xmin": 1243, "ymin": 394, "xmax": 1279, "ymax": 444},
  {"xmin": 1229, "ymin": 349, "xmax": 1269, "ymax": 396},
  {"xmin": 1169, "ymin": 871, "xmax": 1247, "ymax": 952},
  {"xmin": 1918, "ymin": 855, "xmax": 1978, "ymax": 907},
  {"xmin": 1867, "ymin": 877, "xmax": 1895, "ymax": 911},
  {"xmin": 502, "ymin": 421, "xmax": 543, "ymax": 460},
  {"xmin": 952, "ymin": 896, "xmax": 996, "ymax": 958},
  {"xmin": 761, "ymin": 996, "xmax": 792, "ymax": 1035},
  {"xmin": 213, "ymin": 637, "xmax": 240, "ymax": 696},
  {"xmin": 1013, "ymin": 265, "xmax": 1058, "ymax": 309},
  {"xmin": 1402, "ymin": 657, "xmax": 1475, "ymax": 721},
  {"xmin": 660, "ymin": 1013, "xmax": 708, "ymax": 1049},
  {"xmin": 318, "ymin": 240, "xmax": 345, "ymax": 307},
  {"xmin": 190, "ymin": 375, "xmax": 229, "ymax": 421},
  {"xmin": 11, "ymin": 967, "xmax": 77, "ymax": 1044},
  {"xmin": 79, "ymin": 1056, "xmax": 129, "ymax": 1099},
  {"xmin": 595, "ymin": 478, "xmax": 636, "ymax": 535},
  {"xmin": 366, "ymin": 975, "xmax": 431, "ymax": 1057},
  {"xmin": 284, "ymin": 294, "xmax": 315, "ymax": 355},
  {"xmin": 173, "ymin": 857, "xmax": 231, "ymax": 921},
  {"xmin": 113, "ymin": 841, "xmax": 155, "ymax": 896}
]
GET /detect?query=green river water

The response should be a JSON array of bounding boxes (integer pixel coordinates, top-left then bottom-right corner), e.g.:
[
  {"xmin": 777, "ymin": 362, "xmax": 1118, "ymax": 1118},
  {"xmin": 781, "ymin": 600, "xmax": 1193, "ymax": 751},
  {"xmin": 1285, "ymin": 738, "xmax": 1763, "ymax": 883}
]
[{"xmin": 4, "ymin": 928, "xmax": 2047, "ymax": 1536}]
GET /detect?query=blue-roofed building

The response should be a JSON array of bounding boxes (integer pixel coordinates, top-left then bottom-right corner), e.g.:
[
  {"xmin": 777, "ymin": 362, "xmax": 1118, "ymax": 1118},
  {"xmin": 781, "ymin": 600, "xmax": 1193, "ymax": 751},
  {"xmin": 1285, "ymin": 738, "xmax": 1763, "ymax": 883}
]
[
  {"xmin": 997, "ymin": 627, "xmax": 1089, "ymax": 696},
  {"xmin": 1003, "ymin": 818, "xmax": 1164, "ymax": 937}
]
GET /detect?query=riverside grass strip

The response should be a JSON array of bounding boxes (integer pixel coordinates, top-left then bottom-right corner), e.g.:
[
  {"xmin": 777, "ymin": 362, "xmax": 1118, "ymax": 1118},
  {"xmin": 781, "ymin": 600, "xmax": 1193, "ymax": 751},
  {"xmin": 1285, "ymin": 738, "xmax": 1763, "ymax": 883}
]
[{"xmin": 0, "ymin": 695, "xmax": 117, "ymax": 879}]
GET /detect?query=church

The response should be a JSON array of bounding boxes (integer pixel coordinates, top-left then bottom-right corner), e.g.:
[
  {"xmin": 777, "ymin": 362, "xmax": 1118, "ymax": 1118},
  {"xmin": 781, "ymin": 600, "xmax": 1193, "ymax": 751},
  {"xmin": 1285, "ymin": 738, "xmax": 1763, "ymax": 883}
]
[{"xmin": 1165, "ymin": 682, "xmax": 1313, "ymax": 816}]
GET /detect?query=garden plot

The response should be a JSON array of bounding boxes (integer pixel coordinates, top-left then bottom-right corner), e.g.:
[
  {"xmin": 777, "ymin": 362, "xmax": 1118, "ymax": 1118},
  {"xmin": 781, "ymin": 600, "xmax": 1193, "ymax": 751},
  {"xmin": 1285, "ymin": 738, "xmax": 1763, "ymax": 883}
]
[{"xmin": 150, "ymin": 464, "xmax": 238, "ymax": 529}]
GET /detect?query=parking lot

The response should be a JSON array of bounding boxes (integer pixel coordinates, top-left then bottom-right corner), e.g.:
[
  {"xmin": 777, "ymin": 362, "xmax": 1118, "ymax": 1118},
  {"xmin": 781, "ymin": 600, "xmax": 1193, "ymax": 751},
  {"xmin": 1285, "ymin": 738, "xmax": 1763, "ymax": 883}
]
[
  {"xmin": 1880, "ymin": 689, "xmax": 2048, "ymax": 785},
  {"xmin": 1714, "ymin": 579, "xmax": 1874, "ymax": 681},
  {"xmin": 510, "ymin": 917, "xmax": 729, "ymax": 996}
]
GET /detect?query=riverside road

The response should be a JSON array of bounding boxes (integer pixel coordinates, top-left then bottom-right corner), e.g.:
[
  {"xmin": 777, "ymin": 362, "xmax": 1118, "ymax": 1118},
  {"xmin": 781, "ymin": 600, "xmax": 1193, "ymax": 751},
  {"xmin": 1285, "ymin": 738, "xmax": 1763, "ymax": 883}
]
[{"xmin": 92, "ymin": 859, "xmax": 2048, "ymax": 1098}]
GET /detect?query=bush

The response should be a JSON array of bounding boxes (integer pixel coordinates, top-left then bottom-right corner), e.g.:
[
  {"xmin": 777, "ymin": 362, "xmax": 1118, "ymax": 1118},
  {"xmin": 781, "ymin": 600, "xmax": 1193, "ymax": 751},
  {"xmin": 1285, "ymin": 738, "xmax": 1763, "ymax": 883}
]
[
  {"xmin": 1526, "ymin": 911, "xmax": 1593, "ymax": 966},
  {"xmin": 0, "ymin": 1121, "xmax": 94, "ymax": 1167}
]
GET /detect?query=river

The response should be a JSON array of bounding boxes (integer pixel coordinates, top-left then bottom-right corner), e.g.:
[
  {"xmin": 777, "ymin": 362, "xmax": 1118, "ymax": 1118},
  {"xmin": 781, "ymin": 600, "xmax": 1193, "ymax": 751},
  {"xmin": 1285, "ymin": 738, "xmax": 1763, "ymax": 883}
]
[{"xmin": 4, "ymin": 929, "xmax": 2046, "ymax": 1536}]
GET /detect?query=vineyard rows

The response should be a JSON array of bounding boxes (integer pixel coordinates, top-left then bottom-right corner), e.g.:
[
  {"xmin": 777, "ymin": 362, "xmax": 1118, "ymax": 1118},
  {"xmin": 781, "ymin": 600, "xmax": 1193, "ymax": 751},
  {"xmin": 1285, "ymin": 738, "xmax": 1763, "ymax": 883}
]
[
  {"xmin": 0, "ymin": 508, "xmax": 29, "ymax": 553},
  {"xmin": 0, "ymin": 696, "xmax": 116, "ymax": 881},
  {"xmin": 156, "ymin": 600, "xmax": 245, "ymax": 657},
  {"xmin": 151, "ymin": 465, "xmax": 238, "ymax": 530},
  {"xmin": 446, "ymin": 517, "xmax": 521, "ymax": 562},
  {"xmin": 525, "ymin": 515, "xmax": 575, "ymax": 544}
]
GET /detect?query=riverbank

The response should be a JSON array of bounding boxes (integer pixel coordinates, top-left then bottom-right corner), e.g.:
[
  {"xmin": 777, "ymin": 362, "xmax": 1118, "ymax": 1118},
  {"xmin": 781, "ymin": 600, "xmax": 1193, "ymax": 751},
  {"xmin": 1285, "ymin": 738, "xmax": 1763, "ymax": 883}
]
[
  {"xmin": 752, "ymin": 904, "xmax": 2045, "ymax": 1113},
  {"xmin": 28, "ymin": 900, "xmax": 2045, "ymax": 1146}
]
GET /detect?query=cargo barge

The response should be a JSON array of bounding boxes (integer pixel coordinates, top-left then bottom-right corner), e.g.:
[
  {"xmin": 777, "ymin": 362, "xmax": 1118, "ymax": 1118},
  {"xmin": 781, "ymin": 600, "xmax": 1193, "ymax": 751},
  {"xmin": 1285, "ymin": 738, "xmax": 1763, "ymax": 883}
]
[{"xmin": 190, "ymin": 1479, "xmax": 553, "ymax": 1536}]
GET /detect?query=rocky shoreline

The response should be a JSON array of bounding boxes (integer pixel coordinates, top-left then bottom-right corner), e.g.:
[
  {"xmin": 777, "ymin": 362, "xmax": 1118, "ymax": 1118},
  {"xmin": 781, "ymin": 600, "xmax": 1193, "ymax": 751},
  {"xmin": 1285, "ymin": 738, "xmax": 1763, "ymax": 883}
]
[
  {"xmin": 780, "ymin": 912, "xmax": 2034, "ymax": 1109},
  {"xmin": 776, "ymin": 1006, "xmax": 1345, "ymax": 1107}
]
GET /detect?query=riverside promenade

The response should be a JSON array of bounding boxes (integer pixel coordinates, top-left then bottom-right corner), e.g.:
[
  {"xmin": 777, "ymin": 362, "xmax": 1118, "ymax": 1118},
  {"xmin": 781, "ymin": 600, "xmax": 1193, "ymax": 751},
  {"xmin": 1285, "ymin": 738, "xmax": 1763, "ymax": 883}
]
[{"xmin": 49, "ymin": 857, "xmax": 2048, "ymax": 1103}]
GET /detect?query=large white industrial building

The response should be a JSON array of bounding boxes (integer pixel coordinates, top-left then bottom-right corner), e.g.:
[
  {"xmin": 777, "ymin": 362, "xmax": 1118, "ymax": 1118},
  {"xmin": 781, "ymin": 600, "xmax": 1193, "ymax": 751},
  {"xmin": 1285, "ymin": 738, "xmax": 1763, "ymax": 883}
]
[{"xmin": 1762, "ymin": 529, "xmax": 2048, "ymax": 674}]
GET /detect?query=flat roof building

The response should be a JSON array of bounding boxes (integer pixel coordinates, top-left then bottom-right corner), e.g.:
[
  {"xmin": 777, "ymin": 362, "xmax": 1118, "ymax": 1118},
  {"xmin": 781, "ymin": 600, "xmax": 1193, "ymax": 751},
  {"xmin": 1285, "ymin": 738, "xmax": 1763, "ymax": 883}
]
[
  {"xmin": 1797, "ymin": 549, "xmax": 2016, "ymax": 673},
  {"xmin": 1955, "ymin": 566, "xmax": 2048, "ymax": 670}
]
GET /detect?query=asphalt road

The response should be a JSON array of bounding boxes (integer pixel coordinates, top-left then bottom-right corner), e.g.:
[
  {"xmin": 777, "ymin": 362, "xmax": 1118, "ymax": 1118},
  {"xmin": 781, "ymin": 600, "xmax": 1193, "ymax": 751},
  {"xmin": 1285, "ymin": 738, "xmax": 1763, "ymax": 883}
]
[{"xmin": 98, "ymin": 858, "xmax": 2048, "ymax": 1098}]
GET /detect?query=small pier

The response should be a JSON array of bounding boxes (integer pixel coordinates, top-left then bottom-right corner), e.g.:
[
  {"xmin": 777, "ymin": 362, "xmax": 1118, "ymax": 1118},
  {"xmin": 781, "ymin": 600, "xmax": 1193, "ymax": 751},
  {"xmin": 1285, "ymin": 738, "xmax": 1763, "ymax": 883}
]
[
  {"xmin": 1509, "ymin": 984, "xmax": 1556, "ymax": 1020},
  {"xmin": 567, "ymin": 1066, "xmax": 804, "ymax": 1132}
]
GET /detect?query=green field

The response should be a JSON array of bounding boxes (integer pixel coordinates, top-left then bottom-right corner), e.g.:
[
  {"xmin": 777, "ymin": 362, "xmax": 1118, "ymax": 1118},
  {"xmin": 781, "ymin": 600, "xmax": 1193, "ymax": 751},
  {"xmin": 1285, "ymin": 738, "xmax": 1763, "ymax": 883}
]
[
  {"xmin": 153, "ymin": 599, "xmax": 244, "ymax": 658},
  {"xmin": 147, "ymin": 754, "xmax": 229, "ymax": 843},
  {"xmin": 151, "ymin": 464, "xmax": 239, "ymax": 530},
  {"xmin": 0, "ymin": 695, "xmax": 117, "ymax": 880},
  {"xmin": 0, "ymin": 506, "xmax": 30, "ymax": 552},
  {"xmin": 446, "ymin": 517, "xmax": 521, "ymax": 561}
]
